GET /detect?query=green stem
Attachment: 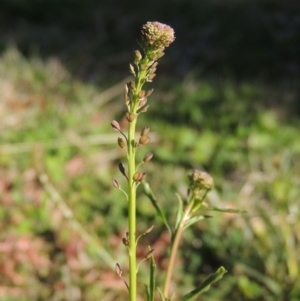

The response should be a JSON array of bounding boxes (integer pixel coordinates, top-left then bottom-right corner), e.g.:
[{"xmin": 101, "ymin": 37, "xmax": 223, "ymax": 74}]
[
  {"xmin": 128, "ymin": 117, "xmax": 137, "ymax": 301},
  {"xmin": 163, "ymin": 207, "xmax": 191, "ymax": 299},
  {"xmin": 127, "ymin": 55, "xmax": 150, "ymax": 301}
]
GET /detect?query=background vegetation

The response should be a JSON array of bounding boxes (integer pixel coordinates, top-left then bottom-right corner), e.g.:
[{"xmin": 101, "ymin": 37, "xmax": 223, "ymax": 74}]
[{"xmin": 0, "ymin": 0, "xmax": 299, "ymax": 300}]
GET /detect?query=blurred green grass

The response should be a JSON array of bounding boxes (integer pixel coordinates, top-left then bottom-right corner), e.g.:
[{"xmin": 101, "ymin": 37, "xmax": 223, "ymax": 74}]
[{"xmin": 0, "ymin": 0, "xmax": 300, "ymax": 300}]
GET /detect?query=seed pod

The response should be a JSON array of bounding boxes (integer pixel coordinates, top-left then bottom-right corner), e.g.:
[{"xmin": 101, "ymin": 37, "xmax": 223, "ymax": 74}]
[
  {"xmin": 123, "ymin": 90, "xmax": 129, "ymax": 104},
  {"xmin": 140, "ymin": 173, "xmax": 147, "ymax": 182},
  {"xmin": 139, "ymin": 97, "xmax": 147, "ymax": 108},
  {"xmin": 140, "ymin": 105, "xmax": 150, "ymax": 113},
  {"xmin": 139, "ymin": 135, "xmax": 150, "ymax": 145},
  {"xmin": 129, "ymin": 81, "xmax": 135, "ymax": 91},
  {"xmin": 145, "ymin": 89, "xmax": 154, "ymax": 97},
  {"xmin": 133, "ymin": 171, "xmax": 143, "ymax": 182},
  {"xmin": 118, "ymin": 137, "xmax": 126, "ymax": 148},
  {"xmin": 122, "ymin": 237, "xmax": 129, "ymax": 246},
  {"xmin": 134, "ymin": 50, "xmax": 142, "ymax": 63},
  {"xmin": 147, "ymin": 73, "xmax": 156, "ymax": 82},
  {"xmin": 126, "ymin": 112, "xmax": 136, "ymax": 122},
  {"xmin": 139, "ymin": 90, "xmax": 145, "ymax": 98},
  {"xmin": 141, "ymin": 126, "xmax": 150, "ymax": 136},
  {"xmin": 143, "ymin": 152, "xmax": 153, "ymax": 162},
  {"xmin": 151, "ymin": 62, "xmax": 158, "ymax": 69},
  {"xmin": 112, "ymin": 178, "xmax": 120, "ymax": 189},
  {"xmin": 115, "ymin": 263, "xmax": 122, "ymax": 277},
  {"xmin": 129, "ymin": 64, "xmax": 136, "ymax": 76},
  {"xmin": 144, "ymin": 225, "xmax": 154, "ymax": 234},
  {"xmin": 118, "ymin": 163, "xmax": 126, "ymax": 177},
  {"xmin": 111, "ymin": 120, "xmax": 121, "ymax": 132}
]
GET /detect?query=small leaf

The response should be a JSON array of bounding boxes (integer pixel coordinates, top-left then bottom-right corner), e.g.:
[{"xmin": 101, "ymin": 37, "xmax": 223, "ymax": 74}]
[
  {"xmin": 142, "ymin": 182, "xmax": 172, "ymax": 236},
  {"xmin": 175, "ymin": 193, "xmax": 183, "ymax": 232},
  {"xmin": 157, "ymin": 288, "xmax": 167, "ymax": 301},
  {"xmin": 183, "ymin": 215, "xmax": 208, "ymax": 231},
  {"xmin": 145, "ymin": 284, "xmax": 150, "ymax": 301},
  {"xmin": 180, "ymin": 266, "xmax": 227, "ymax": 301},
  {"xmin": 149, "ymin": 250, "xmax": 156, "ymax": 301}
]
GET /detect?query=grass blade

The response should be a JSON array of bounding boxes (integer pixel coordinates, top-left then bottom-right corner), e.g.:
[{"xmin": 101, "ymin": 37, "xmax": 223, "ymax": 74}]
[{"xmin": 180, "ymin": 266, "xmax": 227, "ymax": 301}]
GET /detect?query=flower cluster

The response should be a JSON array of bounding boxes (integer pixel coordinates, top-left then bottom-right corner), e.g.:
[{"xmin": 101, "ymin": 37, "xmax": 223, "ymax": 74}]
[
  {"xmin": 141, "ymin": 21, "xmax": 175, "ymax": 50},
  {"xmin": 188, "ymin": 169, "xmax": 214, "ymax": 194}
]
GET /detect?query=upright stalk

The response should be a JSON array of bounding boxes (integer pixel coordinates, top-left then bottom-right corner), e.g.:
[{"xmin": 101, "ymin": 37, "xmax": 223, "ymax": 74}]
[
  {"xmin": 163, "ymin": 205, "xmax": 192, "ymax": 299},
  {"xmin": 112, "ymin": 22, "xmax": 175, "ymax": 301},
  {"xmin": 127, "ymin": 117, "xmax": 137, "ymax": 301}
]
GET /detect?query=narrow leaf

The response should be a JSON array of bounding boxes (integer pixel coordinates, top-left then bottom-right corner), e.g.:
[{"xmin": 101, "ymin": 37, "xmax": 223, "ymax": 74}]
[
  {"xmin": 145, "ymin": 284, "xmax": 150, "ymax": 301},
  {"xmin": 183, "ymin": 215, "xmax": 208, "ymax": 231},
  {"xmin": 180, "ymin": 266, "xmax": 227, "ymax": 301},
  {"xmin": 204, "ymin": 207, "xmax": 247, "ymax": 214},
  {"xmin": 142, "ymin": 182, "xmax": 172, "ymax": 236},
  {"xmin": 157, "ymin": 288, "xmax": 167, "ymax": 301},
  {"xmin": 175, "ymin": 193, "xmax": 183, "ymax": 232},
  {"xmin": 149, "ymin": 252, "xmax": 156, "ymax": 301}
]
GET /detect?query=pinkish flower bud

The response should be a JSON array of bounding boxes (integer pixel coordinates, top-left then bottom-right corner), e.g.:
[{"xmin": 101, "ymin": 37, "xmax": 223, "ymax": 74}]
[{"xmin": 111, "ymin": 120, "xmax": 121, "ymax": 132}]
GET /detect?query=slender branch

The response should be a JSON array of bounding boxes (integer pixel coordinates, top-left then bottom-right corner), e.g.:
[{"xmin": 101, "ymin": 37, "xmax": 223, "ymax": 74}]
[{"xmin": 163, "ymin": 208, "xmax": 191, "ymax": 298}]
